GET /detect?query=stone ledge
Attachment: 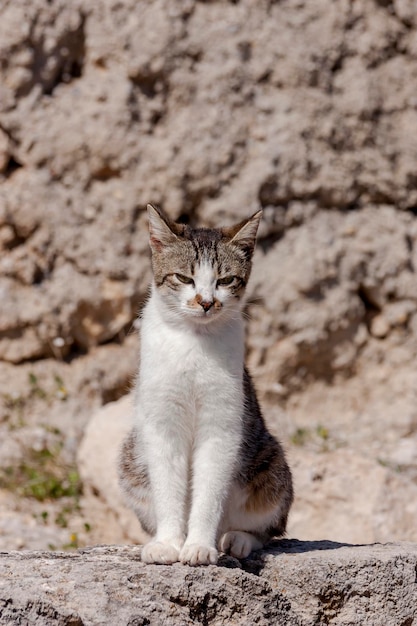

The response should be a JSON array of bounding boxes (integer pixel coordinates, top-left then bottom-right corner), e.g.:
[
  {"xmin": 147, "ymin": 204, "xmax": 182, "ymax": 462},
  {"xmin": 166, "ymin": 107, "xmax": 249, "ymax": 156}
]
[{"xmin": 0, "ymin": 540, "xmax": 416, "ymax": 625}]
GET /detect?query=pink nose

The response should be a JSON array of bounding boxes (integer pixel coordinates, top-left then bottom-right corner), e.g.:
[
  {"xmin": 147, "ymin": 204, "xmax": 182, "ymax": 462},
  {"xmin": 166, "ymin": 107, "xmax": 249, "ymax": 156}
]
[{"xmin": 200, "ymin": 300, "xmax": 213, "ymax": 312}]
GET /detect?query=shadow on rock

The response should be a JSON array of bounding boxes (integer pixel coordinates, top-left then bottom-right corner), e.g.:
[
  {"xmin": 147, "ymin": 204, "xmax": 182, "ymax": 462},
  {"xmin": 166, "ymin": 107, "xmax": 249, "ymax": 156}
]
[{"xmin": 218, "ymin": 537, "xmax": 360, "ymax": 576}]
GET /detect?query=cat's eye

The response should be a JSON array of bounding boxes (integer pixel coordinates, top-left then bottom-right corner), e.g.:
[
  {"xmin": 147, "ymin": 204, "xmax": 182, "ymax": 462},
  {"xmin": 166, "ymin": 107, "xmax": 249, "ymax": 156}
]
[
  {"xmin": 175, "ymin": 273, "xmax": 194, "ymax": 285},
  {"xmin": 217, "ymin": 276, "xmax": 235, "ymax": 287}
]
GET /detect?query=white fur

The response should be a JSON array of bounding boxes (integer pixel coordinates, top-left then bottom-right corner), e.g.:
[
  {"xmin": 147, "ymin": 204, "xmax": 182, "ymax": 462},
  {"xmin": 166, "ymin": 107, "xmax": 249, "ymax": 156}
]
[
  {"xmin": 220, "ymin": 483, "xmax": 281, "ymax": 536},
  {"xmin": 135, "ymin": 268, "xmax": 246, "ymax": 565},
  {"xmin": 219, "ymin": 531, "xmax": 263, "ymax": 559}
]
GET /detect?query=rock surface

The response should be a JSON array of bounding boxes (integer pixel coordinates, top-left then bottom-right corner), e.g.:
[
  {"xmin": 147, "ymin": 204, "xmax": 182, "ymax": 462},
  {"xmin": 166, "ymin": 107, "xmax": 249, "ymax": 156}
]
[
  {"xmin": 0, "ymin": 541, "xmax": 416, "ymax": 625},
  {"xmin": 1, "ymin": 0, "xmax": 417, "ymax": 550}
]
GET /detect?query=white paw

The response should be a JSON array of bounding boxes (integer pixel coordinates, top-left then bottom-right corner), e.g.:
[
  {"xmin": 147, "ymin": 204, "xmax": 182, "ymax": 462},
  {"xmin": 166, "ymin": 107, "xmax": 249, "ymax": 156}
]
[
  {"xmin": 141, "ymin": 540, "xmax": 181, "ymax": 564},
  {"xmin": 219, "ymin": 531, "xmax": 262, "ymax": 559},
  {"xmin": 179, "ymin": 543, "xmax": 218, "ymax": 566}
]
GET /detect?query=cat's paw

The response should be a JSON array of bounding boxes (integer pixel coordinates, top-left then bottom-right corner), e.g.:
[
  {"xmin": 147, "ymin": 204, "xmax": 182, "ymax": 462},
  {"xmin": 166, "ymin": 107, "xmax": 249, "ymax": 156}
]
[
  {"xmin": 219, "ymin": 531, "xmax": 262, "ymax": 559},
  {"xmin": 141, "ymin": 540, "xmax": 181, "ymax": 564},
  {"xmin": 179, "ymin": 543, "xmax": 218, "ymax": 566}
]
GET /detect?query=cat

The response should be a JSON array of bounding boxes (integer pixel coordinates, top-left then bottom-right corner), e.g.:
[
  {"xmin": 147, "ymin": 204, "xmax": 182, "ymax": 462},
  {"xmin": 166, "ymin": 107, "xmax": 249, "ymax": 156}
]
[{"xmin": 118, "ymin": 204, "xmax": 293, "ymax": 566}]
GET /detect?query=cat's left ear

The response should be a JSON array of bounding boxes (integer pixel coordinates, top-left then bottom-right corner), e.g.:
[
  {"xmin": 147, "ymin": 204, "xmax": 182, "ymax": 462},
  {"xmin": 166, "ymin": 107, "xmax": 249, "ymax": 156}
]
[
  {"xmin": 225, "ymin": 210, "xmax": 262, "ymax": 255},
  {"xmin": 147, "ymin": 204, "xmax": 179, "ymax": 252}
]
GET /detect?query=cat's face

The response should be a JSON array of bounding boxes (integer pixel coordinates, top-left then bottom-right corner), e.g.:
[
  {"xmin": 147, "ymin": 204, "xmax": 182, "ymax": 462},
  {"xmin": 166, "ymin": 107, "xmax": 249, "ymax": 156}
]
[{"xmin": 147, "ymin": 205, "xmax": 262, "ymax": 326}]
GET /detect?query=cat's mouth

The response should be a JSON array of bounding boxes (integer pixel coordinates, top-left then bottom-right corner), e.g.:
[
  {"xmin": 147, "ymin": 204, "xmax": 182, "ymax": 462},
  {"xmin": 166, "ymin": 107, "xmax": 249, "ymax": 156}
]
[
  {"xmin": 184, "ymin": 301, "xmax": 223, "ymax": 324},
  {"xmin": 185, "ymin": 296, "xmax": 223, "ymax": 322},
  {"xmin": 187, "ymin": 307, "xmax": 220, "ymax": 323}
]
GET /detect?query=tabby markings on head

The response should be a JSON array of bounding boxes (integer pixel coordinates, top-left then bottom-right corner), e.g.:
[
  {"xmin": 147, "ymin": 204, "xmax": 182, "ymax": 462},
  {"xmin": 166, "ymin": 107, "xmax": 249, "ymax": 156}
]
[{"xmin": 147, "ymin": 204, "xmax": 261, "ymax": 325}]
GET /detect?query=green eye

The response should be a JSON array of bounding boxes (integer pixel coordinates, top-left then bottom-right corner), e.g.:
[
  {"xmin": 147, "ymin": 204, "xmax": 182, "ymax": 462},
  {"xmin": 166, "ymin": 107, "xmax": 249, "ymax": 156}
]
[
  {"xmin": 175, "ymin": 273, "xmax": 194, "ymax": 285},
  {"xmin": 217, "ymin": 276, "xmax": 235, "ymax": 287}
]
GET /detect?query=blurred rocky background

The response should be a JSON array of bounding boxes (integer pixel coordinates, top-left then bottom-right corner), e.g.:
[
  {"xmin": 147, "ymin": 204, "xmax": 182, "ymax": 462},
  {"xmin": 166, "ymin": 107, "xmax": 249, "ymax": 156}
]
[{"xmin": 1, "ymin": 0, "xmax": 417, "ymax": 551}]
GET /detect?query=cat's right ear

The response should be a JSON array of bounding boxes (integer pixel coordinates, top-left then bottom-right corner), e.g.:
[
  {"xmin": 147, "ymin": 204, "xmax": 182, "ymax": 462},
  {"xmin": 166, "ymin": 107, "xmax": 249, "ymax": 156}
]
[{"xmin": 147, "ymin": 204, "xmax": 178, "ymax": 252}]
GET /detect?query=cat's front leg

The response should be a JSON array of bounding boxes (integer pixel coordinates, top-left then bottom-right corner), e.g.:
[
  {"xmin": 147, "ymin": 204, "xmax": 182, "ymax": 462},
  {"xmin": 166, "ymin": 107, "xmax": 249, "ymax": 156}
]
[
  {"xmin": 179, "ymin": 437, "xmax": 236, "ymax": 566},
  {"xmin": 179, "ymin": 543, "xmax": 219, "ymax": 566},
  {"xmin": 140, "ymin": 405, "xmax": 189, "ymax": 564},
  {"xmin": 179, "ymin": 404, "xmax": 241, "ymax": 566},
  {"xmin": 141, "ymin": 538, "xmax": 184, "ymax": 565}
]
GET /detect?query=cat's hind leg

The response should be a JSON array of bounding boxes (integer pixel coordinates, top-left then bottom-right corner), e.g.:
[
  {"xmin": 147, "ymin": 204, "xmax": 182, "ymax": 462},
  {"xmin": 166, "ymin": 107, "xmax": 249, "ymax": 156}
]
[
  {"xmin": 219, "ymin": 490, "xmax": 284, "ymax": 559},
  {"xmin": 218, "ymin": 486, "xmax": 271, "ymax": 559},
  {"xmin": 118, "ymin": 428, "xmax": 156, "ymax": 537},
  {"xmin": 219, "ymin": 439, "xmax": 293, "ymax": 559},
  {"xmin": 219, "ymin": 530, "xmax": 263, "ymax": 559}
]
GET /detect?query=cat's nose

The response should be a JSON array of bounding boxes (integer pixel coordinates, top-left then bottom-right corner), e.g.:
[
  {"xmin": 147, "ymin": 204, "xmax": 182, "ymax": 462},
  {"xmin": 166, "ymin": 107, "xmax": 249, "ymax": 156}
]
[{"xmin": 200, "ymin": 299, "xmax": 213, "ymax": 312}]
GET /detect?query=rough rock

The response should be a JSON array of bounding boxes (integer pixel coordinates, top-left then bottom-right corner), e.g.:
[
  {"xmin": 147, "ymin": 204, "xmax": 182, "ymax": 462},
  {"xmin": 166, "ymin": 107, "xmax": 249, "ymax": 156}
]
[
  {"xmin": 0, "ymin": 340, "xmax": 138, "ymax": 551},
  {"xmin": 0, "ymin": 542, "xmax": 416, "ymax": 625},
  {"xmin": 289, "ymin": 448, "xmax": 417, "ymax": 544}
]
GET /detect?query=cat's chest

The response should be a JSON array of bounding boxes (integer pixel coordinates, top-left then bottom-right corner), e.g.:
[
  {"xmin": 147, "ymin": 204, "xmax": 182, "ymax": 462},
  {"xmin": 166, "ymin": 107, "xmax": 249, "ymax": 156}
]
[
  {"xmin": 144, "ymin": 324, "xmax": 226, "ymax": 373},
  {"xmin": 139, "ymin": 295, "xmax": 245, "ymax": 388},
  {"xmin": 141, "ymin": 320, "xmax": 243, "ymax": 385}
]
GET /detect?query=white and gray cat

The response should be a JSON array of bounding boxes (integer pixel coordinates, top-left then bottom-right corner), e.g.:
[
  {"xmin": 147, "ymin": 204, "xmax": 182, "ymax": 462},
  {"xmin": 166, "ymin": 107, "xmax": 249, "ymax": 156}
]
[{"xmin": 119, "ymin": 204, "xmax": 293, "ymax": 566}]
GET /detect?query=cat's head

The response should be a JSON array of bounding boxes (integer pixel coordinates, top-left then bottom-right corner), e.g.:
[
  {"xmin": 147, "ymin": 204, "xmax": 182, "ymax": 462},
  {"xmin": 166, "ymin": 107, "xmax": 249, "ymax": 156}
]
[{"xmin": 147, "ymin": 204, "xmax": 262, "ymax": 326}]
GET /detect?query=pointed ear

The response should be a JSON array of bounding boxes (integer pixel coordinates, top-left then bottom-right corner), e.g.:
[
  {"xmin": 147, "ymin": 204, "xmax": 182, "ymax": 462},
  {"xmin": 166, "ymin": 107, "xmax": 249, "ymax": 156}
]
[
  {"xmin": 147, "ymin": 204, "xmax": 178, "ymax": 252},
  {"xmin": 224, "ymin": 210, "xmax": 262, "ymax": 255}
]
